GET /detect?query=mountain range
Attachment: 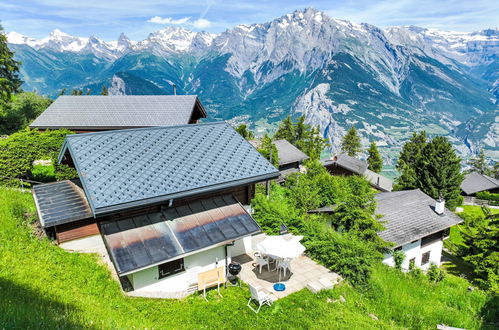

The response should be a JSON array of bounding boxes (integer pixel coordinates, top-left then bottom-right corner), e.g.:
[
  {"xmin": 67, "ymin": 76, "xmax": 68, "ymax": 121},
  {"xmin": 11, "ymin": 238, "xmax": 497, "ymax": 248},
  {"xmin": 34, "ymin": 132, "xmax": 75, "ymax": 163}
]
[{"xmin": 6, "ymin": 8, "xmax": 499, "ymax": 170}]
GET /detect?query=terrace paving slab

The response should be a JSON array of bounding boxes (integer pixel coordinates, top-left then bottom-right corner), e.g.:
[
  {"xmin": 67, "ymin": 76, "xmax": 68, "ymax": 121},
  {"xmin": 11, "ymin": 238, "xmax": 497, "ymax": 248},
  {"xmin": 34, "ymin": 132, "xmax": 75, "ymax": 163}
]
[{"xmin": 233, "ymin": 236, "xmax": 342, "ymax": 299}]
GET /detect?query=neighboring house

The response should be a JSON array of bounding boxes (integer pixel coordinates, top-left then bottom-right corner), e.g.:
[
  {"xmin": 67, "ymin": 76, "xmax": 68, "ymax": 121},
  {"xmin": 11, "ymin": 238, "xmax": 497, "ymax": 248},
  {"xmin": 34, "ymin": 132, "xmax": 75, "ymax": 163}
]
[
  {"xmin": 249, "ymin": 139, "xmax": 309, "ymax": 182},
  {"xmin": 321, "ymin": 154, "xmax": 393, "ymax": 192},
  {"xmin": 460, "ymin": 171, "xmax": 499, "ymax": 196},
  {"xmin": 29, "ymin": 95, "xmax": 207, "ymax": 132},
  {"xmin": 32, "ymin": 122, "xmax": 280, "ymax": 297},
  {"xmin": 376, "ymin": 189, "xmax": 462, "ymax": 270}
]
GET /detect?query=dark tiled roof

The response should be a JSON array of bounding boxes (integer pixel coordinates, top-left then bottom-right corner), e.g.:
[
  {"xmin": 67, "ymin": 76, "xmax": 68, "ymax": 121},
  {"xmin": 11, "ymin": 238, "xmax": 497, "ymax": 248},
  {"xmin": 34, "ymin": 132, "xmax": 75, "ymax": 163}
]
[
  {"xmin": 273, "ymin": 140, "xmax": 309, "ymax": 166},
  {"xmin": 59, "ymin": 122, "xmax": 279, "ymax": 215},
  {"xmin": 29, "ymin": 95, "xmax": 206, "ymax": 130},
  {"xmin": 32, "ymin": 180, "xmax": 93, "ymax": 227},
  {"xmin": 461, "ymin": 172, "xmax": 499, "ymax": 195},
  {"xmin": 321, "ymin": 154, "xmax": 393, "ymax": 192},
  {"xmin": 101, "ymin": 195, "xmax": 260, "ymax": 275},
  {"xmin": 321, "ymin": 154, "xmax": 368, "ymax": 174},
  {"xmin": 376, "ymin": 189, "xmax": 462, "ymax": 247},
  {"xmin": 365, "ymin": 169, "xmax": 393, "ymax": 192},
  {"xmin": 249, "ymin": 139, "xmax": 309, "ymax": 166},
  {"xmin": 307, "ymin": 205, "xmax": 338, "ymax": 214},
  {"xmin": 334, "ymin": 154, "xmax": 368, "ymax": 174}
]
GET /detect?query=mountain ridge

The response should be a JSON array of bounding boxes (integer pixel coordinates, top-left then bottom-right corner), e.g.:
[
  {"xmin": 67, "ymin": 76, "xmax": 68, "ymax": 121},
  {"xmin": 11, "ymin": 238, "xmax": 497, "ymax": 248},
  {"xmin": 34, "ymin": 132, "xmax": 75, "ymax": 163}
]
[{"xmin": 6, "ymin": 8, "xmax": 499, "ymax": 166}]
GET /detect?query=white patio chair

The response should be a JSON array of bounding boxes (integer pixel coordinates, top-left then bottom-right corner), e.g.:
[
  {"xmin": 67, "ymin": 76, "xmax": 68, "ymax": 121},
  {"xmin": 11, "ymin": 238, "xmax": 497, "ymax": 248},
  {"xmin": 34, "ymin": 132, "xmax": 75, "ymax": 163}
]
[
  {"xmin": 254, "ymin": 252, "xmax": 270, "ymax": 273},
  {"xmin": 278, "ymin": 258, "xmax": 292, "ymax": 278},
  {"xmin": 247, "ymin": 284, "xmax": 273, "ymax": 313}
]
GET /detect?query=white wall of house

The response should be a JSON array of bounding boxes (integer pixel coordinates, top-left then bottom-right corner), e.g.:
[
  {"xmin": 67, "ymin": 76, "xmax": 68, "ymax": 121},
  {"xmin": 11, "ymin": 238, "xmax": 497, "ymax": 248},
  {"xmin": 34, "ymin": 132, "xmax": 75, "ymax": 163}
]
[
  {"xmin": 129, "ymin": 236, "xmax": 253, "ymax": 295},
  {"xmin": 383, "ymin": 238, "xmax": 443, "ymax": 271}
]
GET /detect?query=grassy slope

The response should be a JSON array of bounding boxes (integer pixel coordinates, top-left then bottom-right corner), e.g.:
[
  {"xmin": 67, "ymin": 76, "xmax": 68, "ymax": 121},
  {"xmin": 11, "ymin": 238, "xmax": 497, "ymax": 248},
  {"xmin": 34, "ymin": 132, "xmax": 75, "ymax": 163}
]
[{"xmin": 0, "ymin": 187, "xmax": 495, "ymax": 329}]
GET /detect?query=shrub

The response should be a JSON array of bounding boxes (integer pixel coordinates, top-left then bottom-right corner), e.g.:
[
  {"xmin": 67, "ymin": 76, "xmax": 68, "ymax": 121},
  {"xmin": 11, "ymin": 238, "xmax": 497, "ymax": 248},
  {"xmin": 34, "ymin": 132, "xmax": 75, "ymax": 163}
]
[
  {"xmin": 31, "ymin": 164, "xmax": 56, "ymax": 183},
  {"xmin": 393, "ymin": 250, "xmax": 405, "ymax": 271},
  {"xmin": 409, "ymin": 258, "xmax": 416, "ymax": 271},
  {"xmin": 427, "ymin": 263, "xmax": 445, "ymax": 283},
  {"xmin": 476, "ymin": 191, "xmax": 499, "ymax": 205},
  {"xmin": 0, "ymin": 129, "xmax": 74, "ymax": 186},
  {"xmin": 302, "ymin": 220, "xmax": 382, "ymax": 287}
]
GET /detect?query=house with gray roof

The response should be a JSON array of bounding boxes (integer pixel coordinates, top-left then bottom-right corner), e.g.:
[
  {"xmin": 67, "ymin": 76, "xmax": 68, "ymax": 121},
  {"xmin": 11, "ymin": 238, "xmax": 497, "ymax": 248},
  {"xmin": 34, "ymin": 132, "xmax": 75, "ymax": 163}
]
[
  {"xmin": 249, "ymin": 139, "xmax": 309, "ymax": 182},
  {"xmin": 460, "ymin": 171, "xmax": 499, "ymax": 196},
  {"xmin": 29, "ymin": 95, "xmax": 207, "ymax": 132},
  {"xmin": 321, "ymin": 154, "xmax": 393, "ymax": 192},
  {"xmin": 32, "ymin": 122, "xmax": 279, "ymax": 297},
  {"xmin": 376, "ymin": 189, "xmax": 462, "ymax": 270}
]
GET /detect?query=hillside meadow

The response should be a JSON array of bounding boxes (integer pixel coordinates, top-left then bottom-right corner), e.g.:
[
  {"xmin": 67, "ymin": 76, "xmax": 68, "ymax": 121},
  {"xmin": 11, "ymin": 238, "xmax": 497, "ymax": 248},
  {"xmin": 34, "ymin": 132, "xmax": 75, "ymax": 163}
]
[{"xmin": 0, "ymin": 187, "xmax": 497, "ymax": 329}]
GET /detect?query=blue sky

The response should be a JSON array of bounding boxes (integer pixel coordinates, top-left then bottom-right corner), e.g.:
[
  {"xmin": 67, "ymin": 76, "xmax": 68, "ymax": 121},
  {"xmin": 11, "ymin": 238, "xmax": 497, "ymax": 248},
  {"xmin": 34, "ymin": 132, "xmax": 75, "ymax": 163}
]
[{"xmin": 1, "ymin": 0, "xmax": 498, "ymax": 40}]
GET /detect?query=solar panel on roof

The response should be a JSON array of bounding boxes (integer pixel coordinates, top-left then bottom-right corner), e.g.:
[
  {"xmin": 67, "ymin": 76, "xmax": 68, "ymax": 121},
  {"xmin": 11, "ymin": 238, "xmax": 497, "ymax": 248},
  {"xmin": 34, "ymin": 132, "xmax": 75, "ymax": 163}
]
[{"xmin": 100, "ymin": 195, "xmax": 260, "ymax": 275}]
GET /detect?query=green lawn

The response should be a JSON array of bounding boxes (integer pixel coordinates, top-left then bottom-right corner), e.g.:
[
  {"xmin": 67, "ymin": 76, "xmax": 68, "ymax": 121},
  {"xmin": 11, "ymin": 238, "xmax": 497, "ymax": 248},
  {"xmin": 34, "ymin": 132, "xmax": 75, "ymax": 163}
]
[
  {"xmin": 461, "ymin": 205, "xmax": 499, "ymax": 217},
  {"xmin": 0, "ymin": 187, "xmax": 497, "ymax": 329}
]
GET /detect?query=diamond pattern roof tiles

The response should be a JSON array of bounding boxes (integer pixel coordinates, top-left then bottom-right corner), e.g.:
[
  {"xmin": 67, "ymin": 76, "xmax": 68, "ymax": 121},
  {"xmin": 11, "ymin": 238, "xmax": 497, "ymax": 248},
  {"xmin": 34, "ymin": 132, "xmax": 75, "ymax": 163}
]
[
  {"xmin": 29, "ymin": 95, "xmax": 206, "ymax": 130},
  {"xmin": 59, "ymin": 122, "xmax": 279, "ymax": 215}
]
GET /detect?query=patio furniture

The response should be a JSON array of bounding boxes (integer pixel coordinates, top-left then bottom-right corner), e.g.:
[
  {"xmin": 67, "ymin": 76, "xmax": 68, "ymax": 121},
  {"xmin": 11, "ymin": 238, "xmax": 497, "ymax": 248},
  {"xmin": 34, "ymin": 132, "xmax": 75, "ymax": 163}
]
[
  {"xmin": 254, "ymin": 252, "xmax": 270, "ymax": 273},
  {"xmin": 277, "ymin": 258, "xmax": 292, "ymax": 278},
  {"xmin": 256, "ymin": 235, "xmax": 306, "ymax": 260},
  {"xmin": 247, "ymin": 284, "xmax": 273, "ymax": 313}
]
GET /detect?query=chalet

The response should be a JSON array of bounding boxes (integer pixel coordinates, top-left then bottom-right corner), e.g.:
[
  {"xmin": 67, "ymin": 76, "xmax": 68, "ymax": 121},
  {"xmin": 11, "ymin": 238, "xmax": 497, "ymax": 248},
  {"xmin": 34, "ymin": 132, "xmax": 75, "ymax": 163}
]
[
  {"xmin": 32, "ymin": 122, "xmax": 280, "ymax": 297},
  {"xmin": 321, "ymin": 154, "xmax": 393, "ymax": 192},
  {"xmin": 376, "ymin": 189, "xmax": 462, "ymax": 270},
  {"xmin": 249, "ymin": 139, "xmax": 309, "ymax": 182},
  {"xmin": 29, "ymin": 95, "xmax": 207, "ymax": 133},
  {"xmin": 460, "ymin": 171, "xmax": 499, "ymax": 196}
]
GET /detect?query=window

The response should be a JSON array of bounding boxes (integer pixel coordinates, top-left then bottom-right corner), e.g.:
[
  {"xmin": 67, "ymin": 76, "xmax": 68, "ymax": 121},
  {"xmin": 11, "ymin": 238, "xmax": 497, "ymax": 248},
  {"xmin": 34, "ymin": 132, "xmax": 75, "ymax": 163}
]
[
  {"xmin": 421, "ymin": 251, "xmax": 430, "ymax": 265},
  {"xmin": 158, "ymin": 258, "xmax": 185, "ymax": 279}
]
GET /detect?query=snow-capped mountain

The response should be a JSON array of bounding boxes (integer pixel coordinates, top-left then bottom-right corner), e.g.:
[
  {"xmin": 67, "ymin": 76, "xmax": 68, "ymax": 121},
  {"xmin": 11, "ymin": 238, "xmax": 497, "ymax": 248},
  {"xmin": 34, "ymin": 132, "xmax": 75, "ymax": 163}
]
[{"xmin": 6, "ymin": 8, "xmax": 499, "ymax": 165}]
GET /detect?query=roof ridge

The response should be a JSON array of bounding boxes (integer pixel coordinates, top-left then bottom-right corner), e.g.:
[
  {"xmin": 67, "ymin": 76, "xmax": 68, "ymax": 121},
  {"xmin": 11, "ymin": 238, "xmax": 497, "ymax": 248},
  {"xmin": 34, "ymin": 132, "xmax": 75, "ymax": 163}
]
[{"xmin": 65, "ymin": 121, "xmax": 227, "ymax": 139}]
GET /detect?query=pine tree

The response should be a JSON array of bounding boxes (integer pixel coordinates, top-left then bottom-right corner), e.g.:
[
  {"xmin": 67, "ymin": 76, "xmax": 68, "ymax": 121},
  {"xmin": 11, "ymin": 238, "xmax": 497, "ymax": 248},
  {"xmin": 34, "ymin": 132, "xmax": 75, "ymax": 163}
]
[
  {"xmin": 235, "ymin": 124, "xmax": 254, "ymax": 140},
  {"xmin": 340, "ymin": 126, "xmax": 361, "ymax": 157},
  {"xmin": 101, "ymin": 85, "xmax": 109, "ymax": 95},
  {"xmin": 293, "ymin": 115, "xmax": 308, "ymax": 144},
  {"xmin": 395, "ymin": 131, "xmax": 427, "ymax": 190},
  {"xmin": 467, "ymin": 149, "xmax": 488, "ymax": 174},
  {"xmin": 274, "ymin": 115, "xmax": 295, "ymax": 142},
  {"xmin": 0, "ymin": 24, "xmax": 22, "ymax": 105},
  {"xmin": 258, "ymin": 134, "xmax": 279, "ymax": 168},
  {"xmin": 492, "ymin": 162, "xmax": 499, "ymax": 180},
  {"xmin": 367, "ymin": 141, "xmax": 383, "ymax": 173},
  {"xmin": 297, "ymin": 126, "xmax": 328, "ymax": 160},
  {"xmin": 415, "ymin": 136, "xmax": 463, "ymax": 209}
]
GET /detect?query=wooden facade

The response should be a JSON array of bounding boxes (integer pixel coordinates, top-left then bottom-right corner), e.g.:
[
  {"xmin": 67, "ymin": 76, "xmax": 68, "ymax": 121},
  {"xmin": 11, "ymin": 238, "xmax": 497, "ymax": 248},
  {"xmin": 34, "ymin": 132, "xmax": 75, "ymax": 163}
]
[{"xmin": 55, "ymin": 219, "xmax": 100, "ymax": 243}]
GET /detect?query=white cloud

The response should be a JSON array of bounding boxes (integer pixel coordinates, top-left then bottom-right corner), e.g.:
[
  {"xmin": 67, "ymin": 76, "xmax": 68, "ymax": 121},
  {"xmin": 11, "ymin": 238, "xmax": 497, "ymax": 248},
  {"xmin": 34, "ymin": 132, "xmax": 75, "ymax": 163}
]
[
  {"xmin": 147, "ymin": 15, "xmax": 212, "ymax": 30},
  {"xmin": 148, "ymin": 16, "xmax": 191, "ymax": 25},
  {"xmin": 192, "ymin": 18, "xmax": 212, "ymax": 29}
]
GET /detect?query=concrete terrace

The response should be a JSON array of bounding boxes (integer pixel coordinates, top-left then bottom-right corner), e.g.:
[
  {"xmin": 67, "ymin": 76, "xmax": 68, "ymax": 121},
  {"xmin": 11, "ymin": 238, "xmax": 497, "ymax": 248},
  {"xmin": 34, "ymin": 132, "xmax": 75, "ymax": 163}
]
[{"xmin": 233, "ymin": 235, "xmax": 342, "ymax": 299}]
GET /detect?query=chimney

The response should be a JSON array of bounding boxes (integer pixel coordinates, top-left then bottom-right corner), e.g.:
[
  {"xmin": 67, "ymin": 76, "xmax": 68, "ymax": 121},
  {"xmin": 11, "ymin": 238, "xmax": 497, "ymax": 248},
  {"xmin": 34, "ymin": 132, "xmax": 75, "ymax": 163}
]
[
  {"xmin": 435, "ymin": 196, "xmax": 445, "ymax": 215},
  {"xmin": 172, "ymin": 83, "xmax": 177, "ymax": 95}
]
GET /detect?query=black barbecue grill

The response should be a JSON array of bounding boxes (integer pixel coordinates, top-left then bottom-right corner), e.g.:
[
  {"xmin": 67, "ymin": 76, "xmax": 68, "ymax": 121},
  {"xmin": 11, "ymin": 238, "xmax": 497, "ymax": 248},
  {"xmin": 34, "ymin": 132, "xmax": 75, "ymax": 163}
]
[{"xmin": 227, "ymin": 262, "xmax": 242, "ymax": 285}]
